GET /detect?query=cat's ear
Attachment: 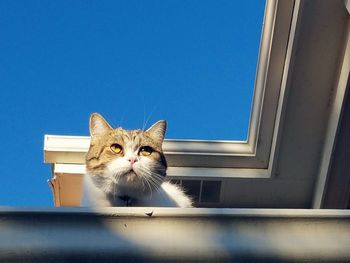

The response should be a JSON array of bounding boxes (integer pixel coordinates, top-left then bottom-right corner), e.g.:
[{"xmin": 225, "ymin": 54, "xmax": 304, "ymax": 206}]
[
  {"xmin": 146, "ymin": 120, "xmax": 167, "ymax": 143},
  {"xmin": 89, "ymin": 113, "xmax": 112, "ymax": 137}
]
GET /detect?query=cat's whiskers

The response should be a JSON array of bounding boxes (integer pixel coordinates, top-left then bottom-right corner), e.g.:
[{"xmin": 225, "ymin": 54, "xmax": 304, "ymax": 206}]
[
  {"xmin": 145, "ymin": 178, "xmax": 154, "ymax": 198},
  {"xmin": 137, "ymin": 166, "xmax": 156, "ymax": 182},
  {"xmin": 136, "ymin": 166, "xmax": 163, "ymax": 195},
  {"xmin": 139, "ymin": 166, "xmax": 178, "ymax": 203},
  {"xmin": 140, "ymin": 176, "xmax": 146, "ymax": 192},
  {"xmin": 137, "ymin": 165, "xmax": 164, "ymax": 181},
  {"xmin": 112, "ymin": 179, "xmax": 117, "ymax": 201},
  {"xmin": 142, "ymin": 105, "xmax": 157, "ymax": 131},
  {"xmin": 143, "ymin": 173, "xmax": 169, "ymax": 203},
  {"xmin": 139, "ymin": 171, "xmax": 154, "ymax": 198},
  {"xmin": 136, "ymin": 166, "xmax": 168, "ymax": 202},
  {"xmin": 140, "ymin": 165, "xmax": 165, "ymax": 183}
]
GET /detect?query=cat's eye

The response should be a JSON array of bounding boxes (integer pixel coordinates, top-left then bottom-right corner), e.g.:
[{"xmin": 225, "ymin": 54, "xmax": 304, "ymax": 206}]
[
  {"xmin": 110, "ymin": 144, "xmax": 123, "ymax": 154},
  {"xmin": 139, "ymin": 146, "xmax": 153, "ymax": 156}
]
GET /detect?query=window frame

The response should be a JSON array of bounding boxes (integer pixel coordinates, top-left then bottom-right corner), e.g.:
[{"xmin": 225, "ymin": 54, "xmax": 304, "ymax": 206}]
[{"xmin": 44, "ymin": 0, "xmax": 297, "ymax": 176}]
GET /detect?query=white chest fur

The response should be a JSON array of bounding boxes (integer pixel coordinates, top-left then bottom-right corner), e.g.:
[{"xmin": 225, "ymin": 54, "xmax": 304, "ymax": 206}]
[{"xmin": 82, "ymin": 174, "xmax": 193, "ymax": 208}]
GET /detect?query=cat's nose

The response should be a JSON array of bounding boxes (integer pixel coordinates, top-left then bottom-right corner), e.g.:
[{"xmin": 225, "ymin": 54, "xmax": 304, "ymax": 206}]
[{"xmin": 128, "ymin": 157, "xmax": 138, "ymax": 165}]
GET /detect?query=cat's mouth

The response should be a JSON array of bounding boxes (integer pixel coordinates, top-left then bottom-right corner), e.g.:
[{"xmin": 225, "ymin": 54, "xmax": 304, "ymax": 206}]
[
  {"xmin": 124, "ymin": 170, "xmax": 138, "ymax": 182},
  {"xmin": 126, "ymin": 169, "xmax": 136, "ymax": 175},
  {"xmin": 128, "ymin": 167, "xmax": 137, "ymax": 174}
]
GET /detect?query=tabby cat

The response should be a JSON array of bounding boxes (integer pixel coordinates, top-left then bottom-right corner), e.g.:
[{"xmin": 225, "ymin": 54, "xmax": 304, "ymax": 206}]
[{"xmin": 82, "ymin": 113, "xmax": 192, "ymax": 207}]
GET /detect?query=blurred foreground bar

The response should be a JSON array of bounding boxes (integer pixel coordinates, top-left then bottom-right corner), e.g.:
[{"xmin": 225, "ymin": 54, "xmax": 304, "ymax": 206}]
[{"xmin": 0, "ymin": 207, "xmax": 349, "ymax": 263}]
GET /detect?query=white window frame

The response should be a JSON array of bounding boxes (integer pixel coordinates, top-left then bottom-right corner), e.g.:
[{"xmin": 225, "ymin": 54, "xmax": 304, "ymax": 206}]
[{"xmin": 44, "ymin": 0, "xmax": 298, "ymax": 180}]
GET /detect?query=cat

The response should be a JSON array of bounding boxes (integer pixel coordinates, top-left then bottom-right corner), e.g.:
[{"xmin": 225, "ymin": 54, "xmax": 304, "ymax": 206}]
[{"xmin": 82, "ymin": 113, "xmax": 193, "ymax": 207}]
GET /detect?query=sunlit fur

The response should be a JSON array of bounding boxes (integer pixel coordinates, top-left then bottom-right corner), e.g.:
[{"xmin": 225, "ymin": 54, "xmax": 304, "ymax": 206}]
[{"xmin": 82, "ymin": 113, "xmax": 193, "ymax": 207}]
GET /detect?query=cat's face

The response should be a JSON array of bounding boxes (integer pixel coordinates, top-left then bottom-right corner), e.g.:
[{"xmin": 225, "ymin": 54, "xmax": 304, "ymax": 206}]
[{"xmin": 86, "ymin": 113, "xmax": 167, "ymax": 198}]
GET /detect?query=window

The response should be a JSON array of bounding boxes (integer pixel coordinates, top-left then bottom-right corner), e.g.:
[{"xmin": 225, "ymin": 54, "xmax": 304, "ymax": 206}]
[
  {"xmin": 45, "ymin": 0, "xmax": 295, "ymax": 170},
  {"xmin": 45, "ymin": 0, "xmax": 296, "ymax": 206},
  {"xmin": 45, "ymin": 0, "xmax": 350, "ymax": 208}
]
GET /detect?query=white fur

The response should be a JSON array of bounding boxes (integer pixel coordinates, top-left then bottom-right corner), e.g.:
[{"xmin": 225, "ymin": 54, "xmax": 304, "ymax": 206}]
[{"xmin": 82, "ymin": 174, "xmax": 192, "ymax": 207}]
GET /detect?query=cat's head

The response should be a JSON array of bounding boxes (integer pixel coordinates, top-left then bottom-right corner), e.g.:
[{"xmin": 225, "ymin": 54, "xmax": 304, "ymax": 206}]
[{"xmin": 85, "ymin": 113, "xmax": 167, "ymax": 199}]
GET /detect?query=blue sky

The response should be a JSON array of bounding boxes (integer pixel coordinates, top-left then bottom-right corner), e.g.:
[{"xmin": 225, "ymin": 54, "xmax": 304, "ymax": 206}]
[{"xmin": 0, "ymin": 1, "xmax": 265, "ymax": 206}]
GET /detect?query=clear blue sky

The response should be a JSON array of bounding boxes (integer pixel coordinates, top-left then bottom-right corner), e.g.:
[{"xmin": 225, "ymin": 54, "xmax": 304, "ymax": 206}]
[{"xmin": 0, "ymin": 1, "xmax": 265, "ymax": 206}]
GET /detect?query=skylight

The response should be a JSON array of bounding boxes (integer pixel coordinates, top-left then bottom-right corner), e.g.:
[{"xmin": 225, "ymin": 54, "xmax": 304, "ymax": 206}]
[{"xmin": 110, "ymin": 1, "xmax": 267, "ymax": 141}]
